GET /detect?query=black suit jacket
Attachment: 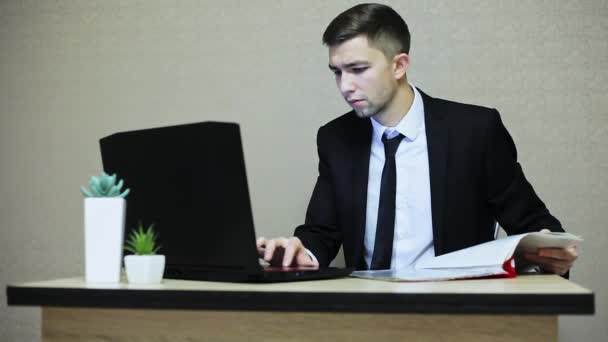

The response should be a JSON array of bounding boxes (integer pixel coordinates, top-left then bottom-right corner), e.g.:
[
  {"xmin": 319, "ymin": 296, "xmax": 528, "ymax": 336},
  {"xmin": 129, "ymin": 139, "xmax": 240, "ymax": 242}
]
[{"xmin": 294, "ymin": 89, "xmax": 563, "ymax": 269}]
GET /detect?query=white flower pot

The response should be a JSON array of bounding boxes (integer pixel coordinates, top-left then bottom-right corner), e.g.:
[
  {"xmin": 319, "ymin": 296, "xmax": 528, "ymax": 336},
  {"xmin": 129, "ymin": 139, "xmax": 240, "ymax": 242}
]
[
  {"xmin": 124, "ymin": 255, "xmax": 165, "ymax": 284},
  {"xmin": 84, "ymin": 198, "xmax": 126, "ymax": 283}
]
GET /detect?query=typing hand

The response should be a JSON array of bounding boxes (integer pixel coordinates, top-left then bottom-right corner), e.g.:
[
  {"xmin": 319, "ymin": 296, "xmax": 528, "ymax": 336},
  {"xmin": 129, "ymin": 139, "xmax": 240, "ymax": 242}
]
[
  {"xmin": 523, "ymin": 229, "xmax": 578, "ymax": 275},
  {"xmin": 256, "ymin": 236, "xmax": 319, "ymax": 267}
]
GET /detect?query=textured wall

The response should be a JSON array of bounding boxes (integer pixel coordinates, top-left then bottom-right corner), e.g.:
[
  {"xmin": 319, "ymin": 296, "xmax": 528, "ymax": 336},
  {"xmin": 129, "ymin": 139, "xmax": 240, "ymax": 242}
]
[{"xmin": 1, "ymin": 1, "xmax": 606, "ymax": 341}]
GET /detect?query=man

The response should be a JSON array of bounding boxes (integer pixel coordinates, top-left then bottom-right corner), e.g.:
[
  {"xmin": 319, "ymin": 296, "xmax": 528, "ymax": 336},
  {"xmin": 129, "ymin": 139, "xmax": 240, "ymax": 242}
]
[{"xmin": 257, "ymin": 3, "xmax": 577, "ymax": 275}]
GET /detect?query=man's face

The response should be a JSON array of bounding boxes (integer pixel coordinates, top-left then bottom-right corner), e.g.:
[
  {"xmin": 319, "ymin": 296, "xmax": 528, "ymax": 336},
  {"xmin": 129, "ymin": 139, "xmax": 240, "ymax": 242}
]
[{"xmin": 328, "ymin": 35, "xmax": 398, "ymax": 118}]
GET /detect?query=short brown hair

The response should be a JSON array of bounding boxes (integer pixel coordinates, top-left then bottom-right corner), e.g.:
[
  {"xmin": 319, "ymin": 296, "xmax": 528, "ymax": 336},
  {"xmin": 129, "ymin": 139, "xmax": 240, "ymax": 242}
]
[{"xmin": 322, "ymin": 3, "xmax": 411, "ymax": 58}]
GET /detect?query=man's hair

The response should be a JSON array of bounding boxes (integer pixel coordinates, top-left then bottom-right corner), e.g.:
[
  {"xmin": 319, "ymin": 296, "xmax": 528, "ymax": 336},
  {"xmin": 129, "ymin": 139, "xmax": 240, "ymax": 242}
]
[{"xmin": 322, "ymin": 3, "xmax": 411, "ymax": 58}]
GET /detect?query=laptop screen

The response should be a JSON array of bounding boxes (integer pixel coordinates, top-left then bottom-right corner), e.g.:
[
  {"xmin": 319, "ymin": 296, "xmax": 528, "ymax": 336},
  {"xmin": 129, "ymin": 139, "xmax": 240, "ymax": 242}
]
[{"xmin": 100, "ymin": 122, "xmax": 260, "ymax": 271}]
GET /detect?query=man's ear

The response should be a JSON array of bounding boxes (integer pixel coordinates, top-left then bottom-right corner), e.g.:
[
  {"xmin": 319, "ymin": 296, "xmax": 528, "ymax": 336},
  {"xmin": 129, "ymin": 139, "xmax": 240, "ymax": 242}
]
[{"xmin": 392, "ymin": 53, "xmax": 410, "ymax": 80}]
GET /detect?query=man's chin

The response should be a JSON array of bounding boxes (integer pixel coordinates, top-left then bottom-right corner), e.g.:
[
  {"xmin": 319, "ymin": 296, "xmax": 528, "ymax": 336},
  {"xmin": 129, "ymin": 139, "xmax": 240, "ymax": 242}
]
[{"xmin": 353, "ymin": 108, "xmax": 375, "ymax": 119}]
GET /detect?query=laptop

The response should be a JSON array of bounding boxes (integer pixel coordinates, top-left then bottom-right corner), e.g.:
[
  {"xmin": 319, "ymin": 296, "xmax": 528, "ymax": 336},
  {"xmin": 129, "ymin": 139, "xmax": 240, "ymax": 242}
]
[{"xmin": 99, "ymin": 121, "xmax": 353, "ymax": 282}]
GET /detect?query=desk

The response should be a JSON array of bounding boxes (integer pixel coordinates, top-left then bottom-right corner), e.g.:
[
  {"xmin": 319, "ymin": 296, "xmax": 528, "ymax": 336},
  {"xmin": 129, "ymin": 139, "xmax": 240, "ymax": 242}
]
[{"xmin": 7, "ymin": 275, "xmax": 594, "ymax": 342}]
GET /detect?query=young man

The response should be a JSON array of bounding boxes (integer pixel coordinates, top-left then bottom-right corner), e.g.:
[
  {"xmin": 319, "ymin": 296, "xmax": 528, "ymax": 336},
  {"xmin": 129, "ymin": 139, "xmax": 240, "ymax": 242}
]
[{"xmin": 257, "ymin": 3, "xmax": 577, "ymax": 275}]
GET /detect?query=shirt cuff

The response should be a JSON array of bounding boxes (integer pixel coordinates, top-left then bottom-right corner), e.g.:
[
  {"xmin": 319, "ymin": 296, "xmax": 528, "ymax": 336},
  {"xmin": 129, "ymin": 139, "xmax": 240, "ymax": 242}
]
[{"xmin": 305, "ymin": 248, "xmax": 319, "ymax": 265}]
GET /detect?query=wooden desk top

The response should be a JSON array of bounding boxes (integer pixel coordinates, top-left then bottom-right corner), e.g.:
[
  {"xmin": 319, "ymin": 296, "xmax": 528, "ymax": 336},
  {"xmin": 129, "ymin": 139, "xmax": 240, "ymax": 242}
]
[{"xmin": 6, "ymin": 275, "xmax": 594, "ymax": 314}]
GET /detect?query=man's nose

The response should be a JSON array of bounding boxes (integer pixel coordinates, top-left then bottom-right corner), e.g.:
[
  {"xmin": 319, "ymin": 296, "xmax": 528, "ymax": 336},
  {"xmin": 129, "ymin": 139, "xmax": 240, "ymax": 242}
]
[{"xmin": 339, "ymin": 74, "xmax": 356, "ymax": 94}]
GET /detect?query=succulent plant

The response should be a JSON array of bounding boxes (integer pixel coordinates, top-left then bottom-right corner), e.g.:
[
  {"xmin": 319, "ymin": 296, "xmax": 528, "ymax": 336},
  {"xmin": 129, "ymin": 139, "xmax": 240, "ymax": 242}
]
[
  {"xmin": 124, "ymin": 222, "xmax": 161, "ymax": 255},
  {"xmin": 81, "ymin": 172, "xmax": 130, "ymax": 198}
]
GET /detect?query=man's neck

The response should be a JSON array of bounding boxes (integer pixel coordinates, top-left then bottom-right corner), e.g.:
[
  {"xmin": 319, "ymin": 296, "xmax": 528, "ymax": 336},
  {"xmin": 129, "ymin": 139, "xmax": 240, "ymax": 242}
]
[{"xmin": 372, "ymin": 82, "xmax": 414, "ymax": 127}]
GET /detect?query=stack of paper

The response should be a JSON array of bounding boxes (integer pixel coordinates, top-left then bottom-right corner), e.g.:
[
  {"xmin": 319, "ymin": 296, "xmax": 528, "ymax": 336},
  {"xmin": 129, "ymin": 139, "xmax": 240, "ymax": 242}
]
[{"xmin": 351, "ymin": 232, "xmax": 582, "ymax": 282}]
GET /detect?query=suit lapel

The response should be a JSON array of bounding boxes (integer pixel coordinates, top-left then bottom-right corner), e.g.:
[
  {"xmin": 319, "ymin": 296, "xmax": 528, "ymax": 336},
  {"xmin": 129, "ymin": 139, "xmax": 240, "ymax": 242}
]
[
  {"xmin": 350, "ymin": 115, "xmax": 372, "ymax": 269},
  {"xmin": 419, "ymin": 89, "xmax": 449, "ymax": 256}
]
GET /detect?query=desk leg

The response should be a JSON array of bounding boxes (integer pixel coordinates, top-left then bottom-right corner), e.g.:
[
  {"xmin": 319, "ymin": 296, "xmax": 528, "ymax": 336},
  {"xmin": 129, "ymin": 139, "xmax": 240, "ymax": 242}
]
[{"xmin": 42, "ymin": 307, "xmax": 557, "ymax": 342}]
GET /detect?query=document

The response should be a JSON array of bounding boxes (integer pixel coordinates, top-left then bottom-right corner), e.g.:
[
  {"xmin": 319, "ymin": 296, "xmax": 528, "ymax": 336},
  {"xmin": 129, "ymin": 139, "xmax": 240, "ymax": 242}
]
[{"xmin": 351, "ymin": 232, "xmax": 582, "ymax": 282}]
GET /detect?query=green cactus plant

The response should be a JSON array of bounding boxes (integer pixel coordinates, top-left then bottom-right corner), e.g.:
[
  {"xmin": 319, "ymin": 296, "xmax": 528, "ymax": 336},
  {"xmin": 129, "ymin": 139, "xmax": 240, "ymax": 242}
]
[
  {"xmin": 81, "ymin": 172, "xmax": 130, "ymax": 198},
  {"xmin": 124, "ymin": 222, "xmax": 161, "ymax": 255}
]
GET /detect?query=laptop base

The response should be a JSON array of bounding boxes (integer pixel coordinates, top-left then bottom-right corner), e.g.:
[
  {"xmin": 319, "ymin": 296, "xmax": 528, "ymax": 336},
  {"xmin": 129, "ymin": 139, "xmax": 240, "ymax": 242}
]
[{"xmin": 164, "ymin": 266, "xmax": 354, "ymax": 283}]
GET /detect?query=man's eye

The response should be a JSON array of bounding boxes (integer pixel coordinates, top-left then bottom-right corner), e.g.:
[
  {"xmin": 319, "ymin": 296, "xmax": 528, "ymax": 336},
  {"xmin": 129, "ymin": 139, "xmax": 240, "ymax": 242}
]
[
  {"xmin": 332, "ymin": 70, "xmax": 342, "ymax": 76},
  {"xmin": 351, "ymin": 67, "xmax": 368, "ymax": 74}
]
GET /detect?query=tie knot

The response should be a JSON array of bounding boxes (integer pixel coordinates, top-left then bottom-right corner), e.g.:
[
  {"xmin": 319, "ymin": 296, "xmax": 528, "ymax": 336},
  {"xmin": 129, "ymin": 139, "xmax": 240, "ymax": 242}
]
[{"xmin": 382, "ymin": 133, "xmax": 404, "ymax": 157}]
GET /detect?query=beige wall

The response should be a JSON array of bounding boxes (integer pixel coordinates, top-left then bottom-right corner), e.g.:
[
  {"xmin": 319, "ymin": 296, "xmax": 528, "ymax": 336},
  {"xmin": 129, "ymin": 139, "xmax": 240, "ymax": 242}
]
[{"xmin": 1, "ymin": 1, "xmax": 606, "ymax": 341}]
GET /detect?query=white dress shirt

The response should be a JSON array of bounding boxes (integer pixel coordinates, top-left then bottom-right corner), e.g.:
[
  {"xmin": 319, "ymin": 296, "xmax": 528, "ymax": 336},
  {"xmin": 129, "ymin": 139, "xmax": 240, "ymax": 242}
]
[
  {"xmin": 306, "ymin": 85, "xmax": 435, "ymax": 270},
  {"xmin": 364, "ymin": 85, "xmax": 435, "ymax": 270}
]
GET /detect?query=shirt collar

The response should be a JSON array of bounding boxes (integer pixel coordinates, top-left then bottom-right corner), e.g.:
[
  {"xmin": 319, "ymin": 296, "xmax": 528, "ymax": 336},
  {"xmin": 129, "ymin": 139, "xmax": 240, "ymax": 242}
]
[{"xmin": 370, "ymin": 84, "xmax": 424, "ymax": 142}]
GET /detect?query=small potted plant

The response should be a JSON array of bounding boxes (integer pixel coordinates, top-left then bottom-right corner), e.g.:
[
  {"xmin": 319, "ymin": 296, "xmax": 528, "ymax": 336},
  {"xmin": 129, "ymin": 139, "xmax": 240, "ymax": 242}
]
[
  {"xmin": 81, "ymin": 172, "xmax": 130, "ymax": 283},
  {"xmin": 124, "ymin": 222, "xmax": 165, "ymax": 284}
]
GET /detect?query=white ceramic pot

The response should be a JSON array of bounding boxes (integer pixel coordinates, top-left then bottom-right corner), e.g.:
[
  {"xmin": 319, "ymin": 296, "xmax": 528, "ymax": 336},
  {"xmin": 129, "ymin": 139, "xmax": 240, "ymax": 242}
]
[
  {"xmin": 84, "ymin": 197, "xmax": 126, "ymax": 283},
  {"xmin": 124, "ymin": 255, "xmax": 165, "ymax": 284}
]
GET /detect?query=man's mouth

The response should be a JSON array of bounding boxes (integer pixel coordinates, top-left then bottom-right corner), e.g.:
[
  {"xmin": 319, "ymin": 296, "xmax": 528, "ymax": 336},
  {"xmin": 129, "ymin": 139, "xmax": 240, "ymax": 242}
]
[{"xmin": 348, "ymin": 99, "xmax": 366, "ymax": 106}]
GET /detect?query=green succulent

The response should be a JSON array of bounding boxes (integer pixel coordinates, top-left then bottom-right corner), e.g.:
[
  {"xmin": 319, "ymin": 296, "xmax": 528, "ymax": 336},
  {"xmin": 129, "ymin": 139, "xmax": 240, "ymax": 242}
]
[
  {"xmin": 81, "ymin": 172, "xmax": 130, "ymax": 198},
  {"xmin": 124, "ymin": 222, "xmax": 161, "ymax": 255}
]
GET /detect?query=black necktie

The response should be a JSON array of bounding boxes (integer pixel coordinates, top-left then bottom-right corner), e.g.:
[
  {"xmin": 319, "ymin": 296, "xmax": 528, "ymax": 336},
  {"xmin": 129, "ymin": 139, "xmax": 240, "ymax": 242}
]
[{"xmin": 370, "ymin": 132, "xmax": 404, "ymax": 270}]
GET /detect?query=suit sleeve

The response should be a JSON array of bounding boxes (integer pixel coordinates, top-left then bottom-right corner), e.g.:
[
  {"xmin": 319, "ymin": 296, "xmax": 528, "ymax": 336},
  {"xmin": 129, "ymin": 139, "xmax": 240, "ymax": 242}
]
[
  {"xmin": 485, "ymin": 109, "xmax": 564, "ymax": 234},
  {"xmin": 293, "ymin": 126, "xmax": 343, "ymax": 267}
]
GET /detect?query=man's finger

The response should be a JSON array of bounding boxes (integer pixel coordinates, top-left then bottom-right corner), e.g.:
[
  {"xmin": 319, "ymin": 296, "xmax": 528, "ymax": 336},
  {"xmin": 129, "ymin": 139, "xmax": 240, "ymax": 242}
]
[
  {"xmin": 282, "ymin": 238, "xmax": 299, "ymax": 266},
  {"xmin": 264, "ymin": 240, "xmax": 276, "ymax": 261},
  {"xmin": 539, "ymin": 263, "xmax": 568, "ymax": 275},
  {"xmin": 256, "ymin": 237, "xmax": 266, "ymax": 247},
  {"xmin": 524, "ymin": 253, "xmax": 573, "ymax": 273},
  {"xmin": 538, "ymin": 247, "xmax": 578, "ymax": 261},
  {"xmin": 256, "ymin": 237, "xmax": 266, "ymax": 256}
]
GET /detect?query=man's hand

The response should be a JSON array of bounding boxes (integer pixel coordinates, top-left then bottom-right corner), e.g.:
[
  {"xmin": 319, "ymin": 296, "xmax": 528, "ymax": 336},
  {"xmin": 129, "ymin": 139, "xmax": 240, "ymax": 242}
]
[
  {"xmin": 523, "ymin": 229, "xmax": 578, "ymax": 275},
  {"xmin": 256, "ymin": 236, "xmax": 319, "ymax": 267}
]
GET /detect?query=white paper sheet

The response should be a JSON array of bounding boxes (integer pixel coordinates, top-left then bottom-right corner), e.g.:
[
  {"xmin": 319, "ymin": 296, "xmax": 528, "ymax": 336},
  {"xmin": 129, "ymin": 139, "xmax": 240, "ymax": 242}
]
[
  {"xmin": 415, "ymin": 232, "xmax": 582, "ymax": 270},
  {"xmin": 415, "ymin": 234, "xmax": 524, "ymax": 269},
  {"xmin": 516, "ymin": 232, "xmax": 582, "ymax": 253},
  {"xmin": 351, "ymin": 264, "xmax": 509, "ymax": 282},
  {"xmin": 350, "ymin": 232, "xmax": 582, "ymax": 282}
]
